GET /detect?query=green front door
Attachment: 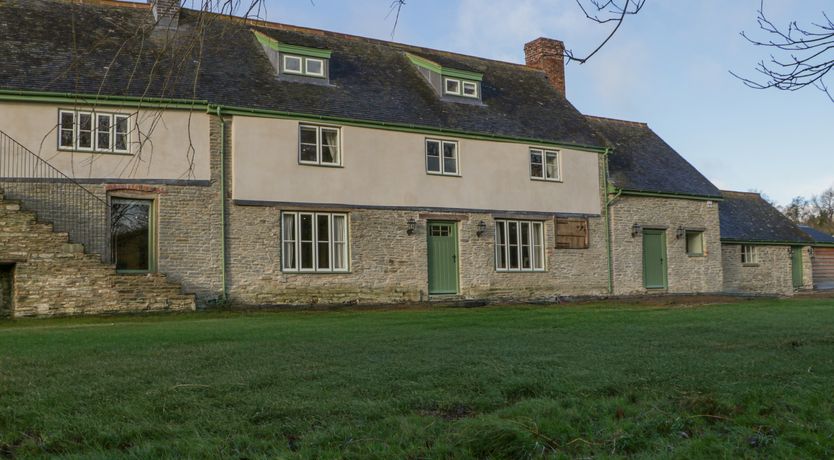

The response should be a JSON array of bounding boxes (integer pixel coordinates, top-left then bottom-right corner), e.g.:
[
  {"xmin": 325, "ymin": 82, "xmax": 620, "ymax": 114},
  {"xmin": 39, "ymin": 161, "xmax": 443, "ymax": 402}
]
[
  {"xmin": 792, "ymin": 246, "xmax": 804, "ymax": 288},
  {"xmin": 642, "ymin": 229, "xmax": 668, "ymax": 289},
  {"xmin": 427, "ymin": 221, "xmax": 459, "ymax": 295}
]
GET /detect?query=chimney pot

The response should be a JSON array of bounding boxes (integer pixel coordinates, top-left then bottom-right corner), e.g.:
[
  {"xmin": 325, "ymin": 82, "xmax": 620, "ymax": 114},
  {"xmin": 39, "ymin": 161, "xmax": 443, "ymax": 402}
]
[
  {"xmin": 524, "ymin": 37, "xmax": 566, "ymax": 96},
  {"xmin": 149, "ymin": 0, "xmax": 180, "ymax": 30}
]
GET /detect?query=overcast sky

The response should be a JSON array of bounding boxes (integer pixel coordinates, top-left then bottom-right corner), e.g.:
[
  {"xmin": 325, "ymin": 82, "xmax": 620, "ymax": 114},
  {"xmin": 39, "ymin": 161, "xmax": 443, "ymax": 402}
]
[{"xmin": 171, "ymin": 0, "xmax": 831, "ymax": 204}]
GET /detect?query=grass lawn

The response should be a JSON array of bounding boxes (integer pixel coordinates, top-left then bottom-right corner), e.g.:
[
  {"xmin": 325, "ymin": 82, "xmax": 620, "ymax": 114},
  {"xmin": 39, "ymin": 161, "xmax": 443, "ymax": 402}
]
[{"xmin": 2, "ymin": 299, "xmax": 834, "ymax": 458}]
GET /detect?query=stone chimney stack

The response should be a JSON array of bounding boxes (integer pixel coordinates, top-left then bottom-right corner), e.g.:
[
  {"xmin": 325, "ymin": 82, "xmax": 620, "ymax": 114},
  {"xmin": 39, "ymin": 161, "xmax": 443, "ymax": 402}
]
[
  {"xmin": 524, "ymin": 38, "xmax": 566, "ymax": 96},
  {"xmin": 150, "ymin": 0, "xmax": 180, "ymax": 30}
]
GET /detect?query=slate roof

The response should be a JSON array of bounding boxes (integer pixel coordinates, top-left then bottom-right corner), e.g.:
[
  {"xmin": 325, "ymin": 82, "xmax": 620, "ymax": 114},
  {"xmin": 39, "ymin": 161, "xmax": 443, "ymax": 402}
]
[
  {"xmin": 0, "ymin": 0, "xmax": 606, "ymax": 148},
  {"xmin": 719, "ymin": 191, "xmax": 813, "ymax": 244},
  {"xmin": 586, "ymin": 116, "xmax": 722, "ymax": 199},
  {"xmin": 799, "ymin": 225, "xmax": 834, "ymax": 244}
]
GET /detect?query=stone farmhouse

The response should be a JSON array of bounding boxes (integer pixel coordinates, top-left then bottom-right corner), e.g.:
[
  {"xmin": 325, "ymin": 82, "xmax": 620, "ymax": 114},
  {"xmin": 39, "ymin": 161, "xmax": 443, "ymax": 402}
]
[{"xmin": 0, "ymin": 0, "xmax": 821, "ymax": 317}]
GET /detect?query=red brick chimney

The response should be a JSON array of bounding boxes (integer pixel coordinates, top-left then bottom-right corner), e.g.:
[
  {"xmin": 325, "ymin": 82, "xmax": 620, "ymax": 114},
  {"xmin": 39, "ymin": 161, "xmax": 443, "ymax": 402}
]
[
  {"xmin": 149, "ymin": 0, "xmax": 180, "ymax": 29},
  {"xmin": 524, "ymin": 38, "xmax": 566, "ymax": 96}
]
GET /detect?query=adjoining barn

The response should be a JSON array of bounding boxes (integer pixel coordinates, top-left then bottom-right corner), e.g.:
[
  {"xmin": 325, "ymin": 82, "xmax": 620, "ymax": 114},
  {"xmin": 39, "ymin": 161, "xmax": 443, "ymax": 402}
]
[
  {"xmin": 719, "ymin": 191, "xmax": 813, "ymax": 295},
  {"xmin": 799, "ymin": 225, "xmax": 834, "ymax": 291}
]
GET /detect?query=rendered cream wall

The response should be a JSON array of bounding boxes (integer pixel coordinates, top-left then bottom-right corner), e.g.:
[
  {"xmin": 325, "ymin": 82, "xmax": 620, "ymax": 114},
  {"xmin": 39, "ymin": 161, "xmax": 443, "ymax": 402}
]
[
  {"xmin": 0, "ymin": 102, "xmax": 211, "ymax": 181},
  {"xmin": 232, "ymin": 116, "xmax": 602, "ymax": 214}
]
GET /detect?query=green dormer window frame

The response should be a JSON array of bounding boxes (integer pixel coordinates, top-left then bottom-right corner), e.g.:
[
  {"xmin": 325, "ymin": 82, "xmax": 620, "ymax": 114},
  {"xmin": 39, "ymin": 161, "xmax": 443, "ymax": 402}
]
[
  {"xmin": 253, "ymin": 30, "xmax": 332, "ymax": 58},
  {"xmin": 253, "ymin": 30, "xmax": 332, "ymax": 79},
  {"xmin": 406, "ymin": 52, "xmax": 483, "ymax": 101}
]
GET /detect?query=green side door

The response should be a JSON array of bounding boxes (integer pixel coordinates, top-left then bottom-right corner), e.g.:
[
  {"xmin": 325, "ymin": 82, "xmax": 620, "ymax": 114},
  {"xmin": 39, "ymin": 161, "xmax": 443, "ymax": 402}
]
[
  {"xmin": 642, "ymin": 229, "xmax": 668, "ymax": 289},
  {"xmin": 427, "ymin": 221, "xmax": 459, "ymax": 295},
  {"xmin": 792, "ymin": 246, "xmax": 804, "ymax": 288}
]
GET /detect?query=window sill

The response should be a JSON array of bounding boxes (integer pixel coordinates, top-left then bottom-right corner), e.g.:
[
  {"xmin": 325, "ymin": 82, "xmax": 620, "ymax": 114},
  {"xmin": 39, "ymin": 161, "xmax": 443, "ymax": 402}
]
[
  {"xmin": 530, "ymin": 177, "xmax": 563, "ymax": 183},
  {"xmin": 59, "ymin": 148, "xmax": 132, "ymax": 156},
  {"xmin": 298, "ymin": 161, "xmax": 344, "ymax": 168},
  {"xmin": 495, "ymin": 269, "xmax": 547, "ymax": 273},
  {"xmin": 282, "ymin": 270, "xmax": 351, "ymax": 274},
  {"xmin": 426, "ymin": 171, "xmax": 461, "ymax": 178}
]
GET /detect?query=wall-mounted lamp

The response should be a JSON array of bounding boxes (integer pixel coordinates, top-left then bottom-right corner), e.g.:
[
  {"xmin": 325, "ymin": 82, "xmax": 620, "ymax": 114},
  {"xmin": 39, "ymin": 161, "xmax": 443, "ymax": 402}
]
[
  {"xmin": 406, "ymin": 218, "xmax": 417, "ymax": 235},
  {"xmin": 675, "ymin": 226, "xmax": 686, "ymax": 239},
  {"xmin": 631, "ymin": 223, "xmax": 642, "ymax": 238},
  {"xmin": 476, "ymin": 220, "xmax": 487, "ymax": 237},
  {"xmin": 809, "ymin": 247, "xmax": 815, "ymax": 259}
]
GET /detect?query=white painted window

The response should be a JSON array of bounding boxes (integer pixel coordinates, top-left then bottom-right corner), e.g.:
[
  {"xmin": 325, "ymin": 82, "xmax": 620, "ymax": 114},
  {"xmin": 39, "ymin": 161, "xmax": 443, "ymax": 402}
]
[
  {"xmin": 298, "ymin": 125, "xmax": 341, "ymax": 166},
  {"xmin": 58, "ymin": 110, "xmax": 75, "ymax": 148},
  {"xmin": 283, "ymin": 55, "xmax": 303, "ymax": 74},
  {"xmin": 425, "ymin": 139, "xmax": 459, "ymax": 176},
  {"xmin": 530, "ymin": 148, "xmax": 560, "ymax": 181},
  {"xmin": 462, "ymin": 81, "xmax": 478, "ymax": 98},
  {"xmin": 495, "ymin": 220, "xmax": 545, "ymax": 272},
  {"xmin": 741, "ymin": 245, "xmax": 758, "ymax": 264},
  {"xmin": 58, "ymin": 110, "xmax": 130, "ymax": 153},
  {"xmin": 686, "ymin": 231, "xmax": 704, "ymax": 256},
  {"xmin": 283, "ymin": 54, "xmax": 326, "ymax": 78},
  {"xmin": 282, "ymin": 212, "xmax": 349, "ymax": 272},
  {"xmin": 444, "ymin": 78, "xmax": 461, "ymax": 95}
]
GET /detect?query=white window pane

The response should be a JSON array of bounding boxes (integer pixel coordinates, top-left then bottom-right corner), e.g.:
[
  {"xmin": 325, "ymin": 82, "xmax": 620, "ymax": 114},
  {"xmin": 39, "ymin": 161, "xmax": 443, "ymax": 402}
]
[
  {"xmin": 532, "ymin": 223, "xmax": 544, "ymax": 269},
  {"xmin": 521, "ymin": 222, "xmax": 531, "ymax": 269},
  {"xmin": 300, "ymin": 126, "xmax": 318, "ymax": 162},
  {"xmin": 426, "ymin": 140, "xmax": 441, "ymax": 173},
  {"xmin": 321, "ymin": 128, "xmax": 339, "ymax": 164},
  {"xmin": 59, "ymin": 112, "xmax": 75, "ymax": 148},
  {"xmin": 462, "ymin": 81, "xmax": 477, "ymax": 97},
  {"xmin": 332, "ymin": 215, "xmax": 347, "ymax": 270},
  {"xmin": 545, "ymin": 151, "xmax": 559, "ymax": 179},
  {"xmin": 317, "ymin": 214, "xmax": 330, "ymax": 270},
  {"xmin": 445, "ymin": 78, "xmax": 460, "ymax": 95},
  {"xmin": 508, "ymin": 222, "xmax": 519, "ymax": 269},
  {"xmin": 284, "ymin": 55, "xmax": 302, "ymax": 73},
  {"xmin": 305, "ymin": 58, "xmax": 324, "ymax": 76},
  {"xmin": 96, "ymin": 114, "xmax": 112, "ymax": 151},
  {"xmin": 77, "ymin": 113, "xmax": 92, "ymax": 149},
  {"xmin": 114, "ymin": 115, "xmax": 129, "ymax": 152},
  {"xmin": 530, "ymin": 149, "xmax": 543, "ymax": 178},
  {"xmin": 282, "ymin": 214, "xmax": 297, "ymax": 270},
  {"xmin": 496, "ymin": 221, "xmax": 507, "ymax": 270},
  {"xmin": 300, "ymin": 214, "xmax": 314, "ymax": 270},
  {"xmin": 443, "ymin": 142, "xmax": 457, "ymax": 174}
]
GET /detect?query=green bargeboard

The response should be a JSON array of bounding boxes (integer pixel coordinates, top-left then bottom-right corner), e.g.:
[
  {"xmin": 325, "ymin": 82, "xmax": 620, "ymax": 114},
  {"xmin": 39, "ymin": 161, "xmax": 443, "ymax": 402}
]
[
  {"xmin": 427, "ymin": 222, "xmax": 458, "ymax": 295},
  {"xmin": 792, "ymin": 246, "xmax": 804, "ymax": 288},
  {"xmin": 642, "ymin": 229, "xmax": 668, "ymax": 289}
]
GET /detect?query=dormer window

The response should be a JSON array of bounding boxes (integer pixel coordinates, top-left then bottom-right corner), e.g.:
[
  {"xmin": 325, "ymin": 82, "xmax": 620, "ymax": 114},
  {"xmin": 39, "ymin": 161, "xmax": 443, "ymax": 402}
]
[
  {"xmin": 254, "ymin": 30, "xmax": 332, "ymax": 83},
  {"xmin": 407, "ymin": 53, "xmax": 484, "ymax": 104}
]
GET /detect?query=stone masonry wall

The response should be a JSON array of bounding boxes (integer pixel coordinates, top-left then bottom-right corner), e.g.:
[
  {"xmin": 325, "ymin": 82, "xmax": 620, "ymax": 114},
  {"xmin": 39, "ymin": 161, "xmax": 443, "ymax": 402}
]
[
  {"xmin": 609, "ymin": 195, "xmax": 723, "ymax": 295},
  {"xmin": 722, "ymin": 244, "xmax": 812, "ymax": 295}
]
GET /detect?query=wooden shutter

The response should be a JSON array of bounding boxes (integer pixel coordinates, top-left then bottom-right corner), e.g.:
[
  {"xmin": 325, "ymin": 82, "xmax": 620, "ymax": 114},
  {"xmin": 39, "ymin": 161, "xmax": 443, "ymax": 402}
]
[{"xmin": 555, "ymin": 217, "xmax": 589, "ymax": 249}]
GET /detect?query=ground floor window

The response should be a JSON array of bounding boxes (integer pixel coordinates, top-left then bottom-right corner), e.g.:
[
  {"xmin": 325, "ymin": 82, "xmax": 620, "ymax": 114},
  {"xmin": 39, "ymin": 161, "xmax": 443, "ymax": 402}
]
[
  {"xmin": 282, "ymin": 212, "xmax": 349, "ymax": 272},
  {"xmin": 495, "ymin": 220, "xmax": 545, "ymax": 271},
  {"xmin": 685, "ymin": 230, "xmax": 704, "ymax": 256},
  {"xmin": 111, "ymin": 198, "xmax": 154, "ymax": 272},
  {"xmin": 741, "ymin": 245, "xmax": 758, "ymax": 264}
]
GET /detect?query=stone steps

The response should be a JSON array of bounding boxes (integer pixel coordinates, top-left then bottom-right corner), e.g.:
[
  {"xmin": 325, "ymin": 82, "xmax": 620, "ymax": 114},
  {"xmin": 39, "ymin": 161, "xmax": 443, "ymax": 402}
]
[{"xmin": 0, "ymin": 186, "xmax": 196, "ymax": 316}]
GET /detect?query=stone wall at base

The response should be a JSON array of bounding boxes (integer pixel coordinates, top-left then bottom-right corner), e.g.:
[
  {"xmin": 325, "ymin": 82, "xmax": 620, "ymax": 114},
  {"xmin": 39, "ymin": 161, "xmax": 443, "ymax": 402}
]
[
  {"xmin": 224, "ymin": 206, "xmax": 609, "ymax": 306},
  {"xmin": 722, "ymin": 244, "xmax": 812, "ymax": 295},
  {"xmin": 609, "ymin": 195, "xmax": 723, "ymax": 295}
]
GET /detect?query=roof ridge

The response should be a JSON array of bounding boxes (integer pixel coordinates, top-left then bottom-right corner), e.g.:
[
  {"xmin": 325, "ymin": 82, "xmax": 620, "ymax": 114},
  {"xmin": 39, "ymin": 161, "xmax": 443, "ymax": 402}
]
[
  {"xmin": 721, "ymin": 190, "xmax": 762, "ymax": 196},
  {"xmin": 66, "ymin": 0, "xmax": 150, "ymax": 9},
  {"xmin": 584, "ymin": 114, "xmax": 648, "ymax": 127}
]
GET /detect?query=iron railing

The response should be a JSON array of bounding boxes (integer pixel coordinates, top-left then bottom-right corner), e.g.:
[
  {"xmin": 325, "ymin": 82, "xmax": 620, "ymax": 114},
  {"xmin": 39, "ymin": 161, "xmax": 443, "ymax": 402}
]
[{"xmin": 0, "ymin": 130, "xmax": 110, "ymax": 261}]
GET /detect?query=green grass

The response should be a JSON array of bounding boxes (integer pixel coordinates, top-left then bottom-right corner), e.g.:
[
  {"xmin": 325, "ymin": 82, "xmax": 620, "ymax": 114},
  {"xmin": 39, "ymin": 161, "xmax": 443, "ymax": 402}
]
[{"xmin": 2, "ymin": 299, "xmax": 834, "ymax": 458}]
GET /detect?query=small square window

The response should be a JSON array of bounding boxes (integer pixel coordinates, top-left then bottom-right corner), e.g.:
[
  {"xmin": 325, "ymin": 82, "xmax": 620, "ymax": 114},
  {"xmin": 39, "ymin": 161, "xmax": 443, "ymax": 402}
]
[
  {"xmin": 444, "ymin": 78, "xmax": 461, "ymax": 95},
  {"xmin": 425, "ymin": 139, "xmax": 459, "ymax": 176},
  {"xmin": 462, "ymin": 81, "xmax": 478, "ymax": 98},
  {"xmin": 741, "ymin": 245, "xmax": 759, "ymax": 264},
  {"xmin": 283, "ymin": 55, "xmax": 303, "ymax": 74},
  {"xmin": 58, "ymin": 111, "xmax": 75, "ymax": 149},
  {"xmin": 685, "ymin": 231, "xmax": 704, "ymax": 256},
  {"xmin": 530, "ymin": 148, "xmax": 560, "ymax": 181},
  {"xmin": 299, "ymin": 125, "xmax": 341, "ymax": 166},
  {"xmin": 77, "ymin": 112, "xmax": 93, "ymax": 151},
  {"xmin": 305, "ymin": 58, "xmax": 324, "ymax": 77}
]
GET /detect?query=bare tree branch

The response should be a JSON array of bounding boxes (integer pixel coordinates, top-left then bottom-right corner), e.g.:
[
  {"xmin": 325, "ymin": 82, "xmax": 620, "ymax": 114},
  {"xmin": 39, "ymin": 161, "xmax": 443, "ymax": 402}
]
[{"xmin": 565, "ymin": 0, "xmax": 646, "ymax": 64}]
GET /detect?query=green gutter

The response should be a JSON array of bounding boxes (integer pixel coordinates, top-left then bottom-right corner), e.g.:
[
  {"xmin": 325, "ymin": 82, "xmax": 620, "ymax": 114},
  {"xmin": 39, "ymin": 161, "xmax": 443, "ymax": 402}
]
[
  {"xmin": 215, "ymin": 106, "xmax": 228, "ymax": 303},
  {"xmin": 0, "ymin": 89, "xmax": 209, "ymax": 110},
  {"xmin": 721, "ymin": 239, "xmax": 812, "ymax": 246},
  {"xmin": 213, "ymin": 105, "xmax": 607, "ymax": 153},
  {"xmin": 616, "ymin": 189, "xmax": 724, "ymax": 202}
]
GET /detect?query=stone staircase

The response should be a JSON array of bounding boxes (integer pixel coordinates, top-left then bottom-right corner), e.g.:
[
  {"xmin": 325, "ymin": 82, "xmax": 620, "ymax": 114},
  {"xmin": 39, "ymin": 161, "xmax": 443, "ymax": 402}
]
[{"xmin": 0, "ymin": 188, "xmax": 195, "ymax": 317}]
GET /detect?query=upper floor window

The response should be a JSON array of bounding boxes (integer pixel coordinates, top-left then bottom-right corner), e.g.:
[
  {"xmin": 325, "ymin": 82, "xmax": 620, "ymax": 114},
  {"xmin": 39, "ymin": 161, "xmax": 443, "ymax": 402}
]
[
  {"xmin": 282, "ymin": 54, "xmax": 325, "ymax": 78},
  {"xmin": 530, "ymin": 148, "xmax": 560, "ymax": 181},
  {"xmin": 741, "ymin": 245, "xmax": 758, "ymax": 264},
  {"xmin": 495, "ymin": 220, "xmax": 545, "ymax": 272},
  {"xmin": 58, "ymin": 110, "xmax": 130, "ymax": 154},
  {"xmin": 425, "ymin": 139, "xmax": 459, "ymax": 176},
  {"xmin": 282, "ymin": 212, "xmax": 349, "ymax": 272},
  {"xmin": 299, "ymin": 125, "xmax": 341, "ymax": 166},
  {"xmin": 443, "ymin": 78, "xmax": 479, "ymax": 98}
]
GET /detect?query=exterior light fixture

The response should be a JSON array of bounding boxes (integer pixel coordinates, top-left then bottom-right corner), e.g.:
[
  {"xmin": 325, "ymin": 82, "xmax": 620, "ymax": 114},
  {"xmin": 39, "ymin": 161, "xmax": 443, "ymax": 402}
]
[
  {"xmin": 631, "ymin": 223, "xmax": 642, "ymax": 238},
  {"xmin": 476, "ymin": 220, "xmax": 487, "ymax": 237},
  {"xmin": 809, "ymin": 247, "xmax": 815, "ymax": 259},
  {"xmin": 406, "ymin": 218, "xmax": 417, "ymax": 235},
  {"xmin": 675, "ymin": 226, "xmax": 685, "ymax": 239}
]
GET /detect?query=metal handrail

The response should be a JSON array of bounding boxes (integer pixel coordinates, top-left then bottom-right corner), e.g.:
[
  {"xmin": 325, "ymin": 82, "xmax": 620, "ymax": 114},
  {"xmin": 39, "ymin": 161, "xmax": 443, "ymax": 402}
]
[{"xmin": 0, "ymin": 130, "xmax": 110, "ymax": 261}]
